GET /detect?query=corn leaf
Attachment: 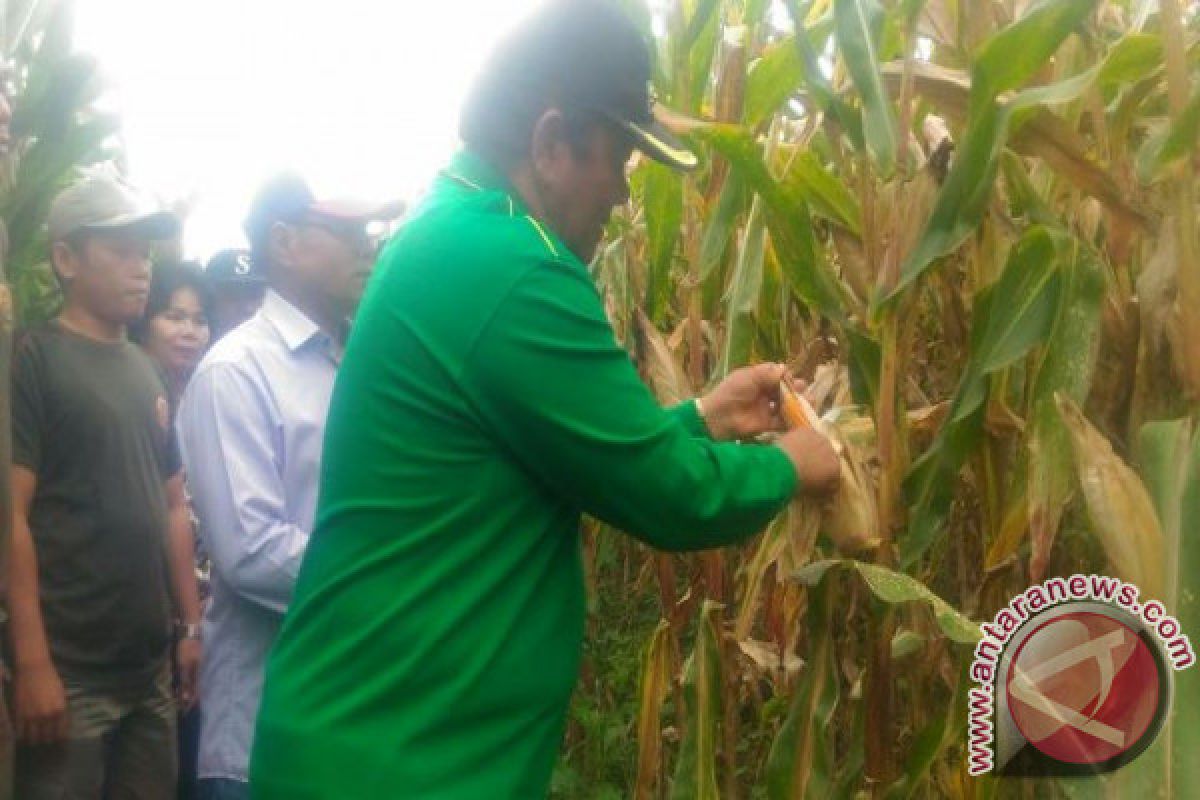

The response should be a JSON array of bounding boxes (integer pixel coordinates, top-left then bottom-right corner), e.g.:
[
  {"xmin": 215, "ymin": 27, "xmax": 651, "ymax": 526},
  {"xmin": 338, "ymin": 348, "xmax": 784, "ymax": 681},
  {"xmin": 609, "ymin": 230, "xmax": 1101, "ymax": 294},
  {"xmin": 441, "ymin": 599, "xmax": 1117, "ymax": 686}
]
[
  {"xmin": 719, "ymin": 195, "xmax": 766, "ymax": 376},
  {"xmin": 784, "ymin": 150, "xmax": 863, "ymax": 235},
  {"xmin": 686, "ymin": 0, "xmax": 723, "ymax": 112},
  {"xmin": 846, "ymin": 325, "xmax": 882, "ymax": 407},
  {"xmin": 765, "ymin": 578, "xmax": 838, "ymax": 799},
  {"xmin": 642, "ymin": 162, "xmax": 684, "ymax": 324},
  {"xmin": 880, "ymin": 0, "xmax": 1097, "ymax": 310},
  {"xmin": 699, "ymin": 126, "xmax": 848, "ymax": 323},
  {"xmin": 883, "ymin": 61, "xmax": 1147, "ymax": 230},
  {"xmin": 1096, "ymin": 33, "xmax": 1164, "ymax": 90},
  {"xmin": 697, "ymin": 172, "xmax": 747, "ymax": 283},
  {"xmin": 744, "ymin": 36, "xmax": 802, "ymax": 128},
  {"xmin": 972, "ymin": 0, "xmax": 1097, "ymax": 98},
  {"xmin": 834, "ymin": 0, "xmax": 897, "ymax": 175},
  {"xmin": 1022, "ymin": 238, "xmax": 1105, "ymax": 579},
  {"xmin": 794, "ymin": 559, "xmax": 981, "ymax": 644},
  {"xmin": 883, "ymin": 658, "xmax": 971, "ymax": 799},
  {"xmin": 902, "ymin": 226, "xmax": 1067, "ymax": 567},
  {"xmin": 669, "ymin": 601, "xmax": 723, "ymax": 800},
  {"xmin": 742, "ymin": 14, "xmax": 836, "ymax": 126},
  {"xmin": 1137, "ymin": 82, "xmax": 1200, "ymax": 182},
  {"xmin": 1121, "ymin": 419, "xmax": 1200, "ymax": 796},
  {"xmin": 783, "ymin": 0, "xmax": 867, "ymax": 150}
]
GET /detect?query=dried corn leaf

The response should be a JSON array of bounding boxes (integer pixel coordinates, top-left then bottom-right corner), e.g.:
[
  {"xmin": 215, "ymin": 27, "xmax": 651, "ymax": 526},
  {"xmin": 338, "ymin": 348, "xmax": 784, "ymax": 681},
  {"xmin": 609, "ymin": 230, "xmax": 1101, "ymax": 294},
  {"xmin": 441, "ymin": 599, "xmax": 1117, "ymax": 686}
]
[
  {"xmin": 636, "ymin": 310, "xmax": 690, "ymax": 405},
  {"xmin": 735, "ymin": 518, "xmax": 790, "ymax": 640},
  {"xmin": 635, "ymin": 620, "xmax": 674, "ymax": 800},
  {"xmin": 1057, "ymin": 395, "xmax": 1165, "ymax": 597},
  {"xmin": 737, "ymin": 638, "xmax": 804, "ymax": 677}
]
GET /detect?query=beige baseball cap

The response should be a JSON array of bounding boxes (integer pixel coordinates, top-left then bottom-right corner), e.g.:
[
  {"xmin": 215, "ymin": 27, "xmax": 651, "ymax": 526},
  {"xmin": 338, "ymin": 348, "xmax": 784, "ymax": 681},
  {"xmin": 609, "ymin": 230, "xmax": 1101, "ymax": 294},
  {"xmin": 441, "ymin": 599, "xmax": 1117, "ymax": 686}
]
[{"xmin": 48, "ymin": 176, "xmax": 180, "ymax": 242}]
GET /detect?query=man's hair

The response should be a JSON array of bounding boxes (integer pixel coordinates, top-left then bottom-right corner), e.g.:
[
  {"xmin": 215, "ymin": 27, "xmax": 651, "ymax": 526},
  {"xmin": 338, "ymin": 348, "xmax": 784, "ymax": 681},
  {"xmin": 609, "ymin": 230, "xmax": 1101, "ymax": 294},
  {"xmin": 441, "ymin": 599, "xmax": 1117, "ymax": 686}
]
[{"xmin": 128, "ymin": 260, "xmax": 214, "ymax": 345}]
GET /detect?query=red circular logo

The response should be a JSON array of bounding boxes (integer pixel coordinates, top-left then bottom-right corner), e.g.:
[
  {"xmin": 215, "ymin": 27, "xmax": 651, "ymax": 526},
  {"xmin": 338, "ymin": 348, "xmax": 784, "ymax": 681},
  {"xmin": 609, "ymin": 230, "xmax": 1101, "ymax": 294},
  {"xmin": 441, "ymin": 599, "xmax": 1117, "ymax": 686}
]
[{"xmin": 1006, "ymin": 611, "xmax": 1161, "ymax": 765}]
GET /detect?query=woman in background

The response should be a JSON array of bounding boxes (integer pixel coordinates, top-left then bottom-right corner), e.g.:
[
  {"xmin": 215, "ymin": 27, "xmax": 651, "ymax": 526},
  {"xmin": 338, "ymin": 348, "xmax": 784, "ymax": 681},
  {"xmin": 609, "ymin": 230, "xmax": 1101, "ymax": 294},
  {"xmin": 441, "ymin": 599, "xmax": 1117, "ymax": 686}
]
[
  {"xmin": 131, "ymin": 260, "xmax": 213, "ymax": 407},
  {"xmin": 131, "ymin": 260, "xmax": 213, "ymax": 800}
]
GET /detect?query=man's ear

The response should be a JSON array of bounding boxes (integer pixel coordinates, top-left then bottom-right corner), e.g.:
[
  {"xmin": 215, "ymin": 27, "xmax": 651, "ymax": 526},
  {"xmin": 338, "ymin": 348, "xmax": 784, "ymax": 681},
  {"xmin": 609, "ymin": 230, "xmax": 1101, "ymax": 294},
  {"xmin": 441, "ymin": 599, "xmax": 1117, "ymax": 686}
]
[
  {"xmin": 51, "ymin": 240, "xmax": 79, "ymax": 285},
  {"xmin": 530, "ymin": 108, "xmax": 569, "ymax": 178}
]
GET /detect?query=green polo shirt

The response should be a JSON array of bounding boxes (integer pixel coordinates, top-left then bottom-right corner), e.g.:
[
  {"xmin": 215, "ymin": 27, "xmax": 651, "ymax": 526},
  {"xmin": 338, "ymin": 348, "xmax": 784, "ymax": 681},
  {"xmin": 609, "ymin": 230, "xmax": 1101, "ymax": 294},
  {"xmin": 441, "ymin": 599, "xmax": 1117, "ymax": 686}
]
[{"xmin": 249, "ymin": 151, "xmax": 797, "ymax": 799}]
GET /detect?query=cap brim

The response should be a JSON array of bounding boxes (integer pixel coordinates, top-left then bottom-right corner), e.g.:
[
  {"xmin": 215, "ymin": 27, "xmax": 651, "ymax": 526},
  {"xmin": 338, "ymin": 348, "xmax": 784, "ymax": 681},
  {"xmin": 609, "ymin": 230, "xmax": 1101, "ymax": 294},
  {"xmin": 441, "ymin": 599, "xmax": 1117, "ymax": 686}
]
[
  {"xmin": 84, "ymin": 210, "xmax": 181, "ymax": 241},
  {"xmin": 611, "ymin": 115, "xmax": 698, "ymax": 172},
  {"xmin": 309, "ymin": 198, "xmax": 407, "ymax": 221},
  {"xmin": 213, "ymin": 274, "xmax": 267, "ymax": 287}
]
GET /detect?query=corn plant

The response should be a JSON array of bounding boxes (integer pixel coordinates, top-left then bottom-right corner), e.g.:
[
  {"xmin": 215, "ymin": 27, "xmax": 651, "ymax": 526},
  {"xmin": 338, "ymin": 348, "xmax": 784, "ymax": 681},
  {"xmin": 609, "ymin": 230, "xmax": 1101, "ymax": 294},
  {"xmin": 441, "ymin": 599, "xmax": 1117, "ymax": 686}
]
[
  {"xmin": 1, "ymin": 0, "xmax": 123, "ymax": 323},
  {"xmin": 569, "ymin": 0, "xmax": 1200, "ymax": 797}
]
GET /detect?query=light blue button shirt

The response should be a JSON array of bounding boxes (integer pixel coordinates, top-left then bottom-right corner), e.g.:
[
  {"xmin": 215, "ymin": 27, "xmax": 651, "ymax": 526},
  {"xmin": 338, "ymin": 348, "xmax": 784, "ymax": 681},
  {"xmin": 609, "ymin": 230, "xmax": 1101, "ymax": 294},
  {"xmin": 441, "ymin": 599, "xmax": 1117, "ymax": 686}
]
[{"xmin": 176, "ymin": 290, "xmax": 339, "ymax": 783}]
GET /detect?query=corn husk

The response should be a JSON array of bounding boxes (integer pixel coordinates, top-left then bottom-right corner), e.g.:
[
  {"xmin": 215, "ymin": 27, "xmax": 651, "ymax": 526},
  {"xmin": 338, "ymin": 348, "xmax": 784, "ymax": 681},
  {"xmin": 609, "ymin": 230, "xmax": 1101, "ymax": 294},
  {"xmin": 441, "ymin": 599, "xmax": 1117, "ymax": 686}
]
[{"xmin": 780, "ymin": 381, "xmax": 881, "ymax": 553}]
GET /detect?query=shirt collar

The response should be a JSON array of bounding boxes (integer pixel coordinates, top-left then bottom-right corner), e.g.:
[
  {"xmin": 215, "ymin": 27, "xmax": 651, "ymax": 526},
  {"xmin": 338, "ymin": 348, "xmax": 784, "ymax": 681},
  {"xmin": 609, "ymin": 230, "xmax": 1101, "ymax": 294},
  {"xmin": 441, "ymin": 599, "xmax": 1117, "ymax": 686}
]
[
  {"xmin": 439, "ymin": 150, "xmax": 570, "ymax": 262},
  {"xmin": 439, "ymin": 150, "xmax": 539, "ymax": 219},
  {"xmin": 441, "ymin": 150, "xmax": 515, "ymax": 195},
  {"xmin": 260, "ymin": 290, "xmax": 325, "ymax": 353}
]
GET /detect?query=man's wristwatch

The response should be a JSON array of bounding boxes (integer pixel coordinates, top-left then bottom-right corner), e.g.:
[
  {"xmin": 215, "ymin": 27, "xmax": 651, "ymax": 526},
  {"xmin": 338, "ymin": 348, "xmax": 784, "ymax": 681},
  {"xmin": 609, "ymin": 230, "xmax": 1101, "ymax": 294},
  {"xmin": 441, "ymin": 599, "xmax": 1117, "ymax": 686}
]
[{"xmin": 176, "ymin": 622, "xmax": 202, "ymax": 641}]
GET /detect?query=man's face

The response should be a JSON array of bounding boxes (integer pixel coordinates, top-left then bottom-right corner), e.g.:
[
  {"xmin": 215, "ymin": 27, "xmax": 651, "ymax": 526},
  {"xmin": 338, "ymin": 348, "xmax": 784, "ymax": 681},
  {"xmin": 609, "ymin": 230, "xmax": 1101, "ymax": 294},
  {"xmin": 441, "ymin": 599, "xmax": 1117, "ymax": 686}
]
[
  {"xmin": 274, "ymin": 215, "xmax": 378, "ymax": 319},
  {"xmin": 533, "ymin": 117, "xmax": 633, "ymax": 263},
  {"xmin": 53, "ymin": 232, "xmax": 153, "ymax": 324},
  {"xmin": 212, "ymin": 282, "xmax": 266, "ymax": 337}
]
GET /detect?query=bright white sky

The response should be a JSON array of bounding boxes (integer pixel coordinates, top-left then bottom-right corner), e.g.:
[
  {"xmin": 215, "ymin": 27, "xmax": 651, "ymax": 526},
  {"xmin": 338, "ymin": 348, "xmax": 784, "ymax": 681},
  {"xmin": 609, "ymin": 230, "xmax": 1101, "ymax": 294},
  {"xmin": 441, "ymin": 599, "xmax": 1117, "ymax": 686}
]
[{"xmin": 74, "ymin": 0, "xmax": 545, "ymax": 262}]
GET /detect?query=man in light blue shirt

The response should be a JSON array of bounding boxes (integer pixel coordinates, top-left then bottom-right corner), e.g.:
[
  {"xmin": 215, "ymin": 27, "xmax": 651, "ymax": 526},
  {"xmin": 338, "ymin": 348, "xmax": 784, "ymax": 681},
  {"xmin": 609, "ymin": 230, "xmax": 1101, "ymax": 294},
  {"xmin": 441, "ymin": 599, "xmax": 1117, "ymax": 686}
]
[{"xmin": 176, "ymin": 175, "xmax": 397, "ymax": 800}]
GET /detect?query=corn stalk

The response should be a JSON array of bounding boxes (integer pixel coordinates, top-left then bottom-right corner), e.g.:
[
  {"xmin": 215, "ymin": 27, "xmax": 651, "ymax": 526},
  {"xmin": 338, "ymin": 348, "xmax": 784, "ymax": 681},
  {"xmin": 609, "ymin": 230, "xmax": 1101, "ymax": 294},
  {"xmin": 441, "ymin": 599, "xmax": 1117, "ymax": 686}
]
[{"xmin": 586, "ymin": 0, "xmax": 1199, "ymax": 797}]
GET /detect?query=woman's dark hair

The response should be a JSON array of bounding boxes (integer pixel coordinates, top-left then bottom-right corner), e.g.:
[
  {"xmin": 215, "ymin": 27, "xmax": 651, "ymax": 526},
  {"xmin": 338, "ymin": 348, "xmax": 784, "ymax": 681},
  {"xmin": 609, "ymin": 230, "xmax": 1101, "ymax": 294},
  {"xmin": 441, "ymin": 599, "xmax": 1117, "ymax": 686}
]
[{"xmin": 129, "ymin": 260, "xmax": 214, "ymax": 345}]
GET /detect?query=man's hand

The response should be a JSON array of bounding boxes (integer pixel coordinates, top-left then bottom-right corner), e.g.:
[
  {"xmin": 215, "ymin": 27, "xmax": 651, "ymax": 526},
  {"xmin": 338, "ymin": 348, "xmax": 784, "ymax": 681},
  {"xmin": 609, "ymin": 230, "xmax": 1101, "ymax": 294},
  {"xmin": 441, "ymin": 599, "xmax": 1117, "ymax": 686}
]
[
  {"xmin": 776, "ymin": 428, "xmax": 841, "ymax": 497},
  {"xmin": 699, "ymin": 363, "xmax": 798, "ymax": 440},
  {"xmin": 15, "ymin": 660, "xmax": 68, "ymax": 744},
  {"xmin": 176, "ymin": 638, "xmax": 202, "ymax": 712}
]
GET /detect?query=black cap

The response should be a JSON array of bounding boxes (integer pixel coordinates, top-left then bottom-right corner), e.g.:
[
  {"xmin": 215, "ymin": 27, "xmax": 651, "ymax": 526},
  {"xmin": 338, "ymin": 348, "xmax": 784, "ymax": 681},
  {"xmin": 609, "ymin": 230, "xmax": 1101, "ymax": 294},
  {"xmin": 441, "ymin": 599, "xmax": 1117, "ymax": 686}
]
[
  {"xmin": 205, "ymin": 248, "xmax": 263, "ymax": 286},
  {"xmin": 243, "ymin": 173, "xmax": 402, "ymax": 267},
  {"xmin": 461, "ymin": 0, "xmax": 697, "ymax": 171}
]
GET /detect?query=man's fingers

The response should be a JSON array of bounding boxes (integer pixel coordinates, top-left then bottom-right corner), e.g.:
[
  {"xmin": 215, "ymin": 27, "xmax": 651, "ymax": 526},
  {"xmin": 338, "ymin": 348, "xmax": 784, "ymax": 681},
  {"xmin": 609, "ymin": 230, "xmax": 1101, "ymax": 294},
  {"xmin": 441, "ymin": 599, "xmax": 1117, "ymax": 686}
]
[{"xmin": 750, "ymin": 362, "xmax": 787, "ymax": 389}]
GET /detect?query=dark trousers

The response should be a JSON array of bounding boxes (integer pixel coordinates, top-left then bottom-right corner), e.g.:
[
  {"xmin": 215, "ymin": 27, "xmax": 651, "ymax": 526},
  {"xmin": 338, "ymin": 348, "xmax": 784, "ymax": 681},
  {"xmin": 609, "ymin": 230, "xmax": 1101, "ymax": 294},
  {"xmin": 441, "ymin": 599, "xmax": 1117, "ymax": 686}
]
[
  {"xmin": 176, "ymin": 707, "xmax": 201, "ymax": 800},
  {"xmin": 15, "ymin": 666, "xmax": 177, "ymax": 800},
  {"xmin": 195, "ymin": 778, "xmax": 249, "ymax": 800}
]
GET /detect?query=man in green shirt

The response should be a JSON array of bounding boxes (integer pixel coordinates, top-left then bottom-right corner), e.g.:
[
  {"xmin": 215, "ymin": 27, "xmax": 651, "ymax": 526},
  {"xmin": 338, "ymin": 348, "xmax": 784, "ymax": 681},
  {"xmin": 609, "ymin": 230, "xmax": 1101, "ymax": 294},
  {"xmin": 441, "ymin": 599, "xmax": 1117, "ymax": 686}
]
[{"xmin": 251, "ymin": 3, "xmax": 839, "ymax": 797}]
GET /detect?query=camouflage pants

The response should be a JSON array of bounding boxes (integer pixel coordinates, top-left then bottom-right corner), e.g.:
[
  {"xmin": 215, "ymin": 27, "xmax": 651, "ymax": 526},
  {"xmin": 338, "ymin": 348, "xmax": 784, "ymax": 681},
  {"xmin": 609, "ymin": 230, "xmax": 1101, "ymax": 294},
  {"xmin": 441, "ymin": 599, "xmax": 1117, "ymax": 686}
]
[{"xmin": 14, "ymin": 665, "xmax": 176, "ymax": 800}]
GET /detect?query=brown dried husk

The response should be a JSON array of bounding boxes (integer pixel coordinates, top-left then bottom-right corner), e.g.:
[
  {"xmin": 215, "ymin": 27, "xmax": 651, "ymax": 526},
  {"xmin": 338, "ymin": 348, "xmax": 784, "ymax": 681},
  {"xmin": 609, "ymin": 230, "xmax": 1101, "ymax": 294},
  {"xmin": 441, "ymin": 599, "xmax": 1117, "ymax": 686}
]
[{"xmin": 1057, "ymin": 394, "xmax": 1166, "ymax": 597}]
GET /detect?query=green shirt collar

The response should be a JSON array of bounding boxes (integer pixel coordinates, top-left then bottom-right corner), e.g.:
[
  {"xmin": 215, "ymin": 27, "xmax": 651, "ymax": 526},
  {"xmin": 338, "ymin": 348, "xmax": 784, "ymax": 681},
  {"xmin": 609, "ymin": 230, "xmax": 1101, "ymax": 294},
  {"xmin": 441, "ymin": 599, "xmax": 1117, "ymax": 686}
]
[
  {"xmin": 440, "ymin": 150, "xmax": 570, "ymax": 263},
  {"xmin": 442, "ymin": 150, "xmax": 520, "ymax": 202}
]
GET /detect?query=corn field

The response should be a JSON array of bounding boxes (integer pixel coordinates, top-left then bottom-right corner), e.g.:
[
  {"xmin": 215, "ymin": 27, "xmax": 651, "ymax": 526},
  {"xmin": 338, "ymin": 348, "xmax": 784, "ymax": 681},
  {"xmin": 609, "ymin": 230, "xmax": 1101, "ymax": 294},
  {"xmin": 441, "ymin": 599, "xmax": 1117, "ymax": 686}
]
[{"xmin": 562, "ymin": 0, "xmax": 1200, "ymax": 797}]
